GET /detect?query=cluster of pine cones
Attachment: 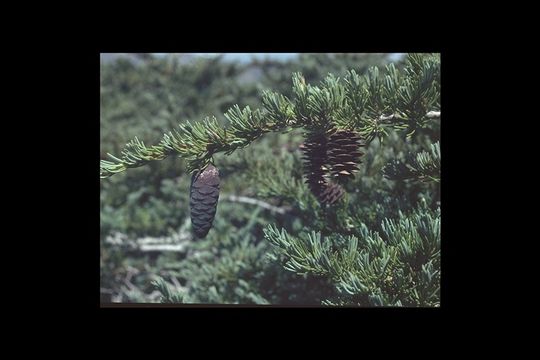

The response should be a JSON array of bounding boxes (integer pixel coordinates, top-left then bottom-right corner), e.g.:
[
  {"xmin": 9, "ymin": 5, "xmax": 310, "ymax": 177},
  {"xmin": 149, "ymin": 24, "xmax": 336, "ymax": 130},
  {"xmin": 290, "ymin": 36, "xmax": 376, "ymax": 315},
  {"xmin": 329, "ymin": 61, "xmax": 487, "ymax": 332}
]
[
  {"xmin": 300, "ymin": 129, "xmax": 364, "ymax": 205},
  {"xmin": 188, "ymin": 129, "xmax": 364, "ymax": 239}
]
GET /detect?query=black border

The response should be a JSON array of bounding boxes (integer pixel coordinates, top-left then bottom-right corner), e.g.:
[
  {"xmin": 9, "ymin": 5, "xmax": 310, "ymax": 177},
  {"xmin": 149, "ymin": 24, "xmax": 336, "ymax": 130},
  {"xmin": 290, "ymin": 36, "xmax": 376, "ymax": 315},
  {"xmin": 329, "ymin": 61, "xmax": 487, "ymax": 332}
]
[{"xmin": 71, "ymin": 45, "xmax": 457, "ymax": 320}]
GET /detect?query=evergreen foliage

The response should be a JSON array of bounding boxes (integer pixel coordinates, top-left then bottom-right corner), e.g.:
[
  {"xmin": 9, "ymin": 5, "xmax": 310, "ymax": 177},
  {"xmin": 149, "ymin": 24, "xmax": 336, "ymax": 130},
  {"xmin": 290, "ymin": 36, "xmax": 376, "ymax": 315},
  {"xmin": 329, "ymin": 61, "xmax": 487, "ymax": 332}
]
[
  {"xmin": 152, "ymin": 277, "xmax": 184, "ymax": 303},
  {"xmin": 100, "ymin": 53, "xmax": 439, "ymax": 176},
  {"xmin": 100, "ymin": 53, "xmax": 441, "ymax": 306},
  {"xmin": 264, "ymin": 200, "xmax": 440, "ymax": 306},
  {"xmin": 383, "ymin": 141, "xmax": 441, "ymax": 182}
]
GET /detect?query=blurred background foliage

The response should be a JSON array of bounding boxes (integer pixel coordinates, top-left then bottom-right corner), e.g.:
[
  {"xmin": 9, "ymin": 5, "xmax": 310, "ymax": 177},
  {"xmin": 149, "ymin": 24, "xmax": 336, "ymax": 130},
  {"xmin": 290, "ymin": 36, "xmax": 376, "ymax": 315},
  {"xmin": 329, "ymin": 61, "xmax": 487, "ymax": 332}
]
[{"xmin": 100, "ymin": 53, "xmax": 439, "ymax": 304}]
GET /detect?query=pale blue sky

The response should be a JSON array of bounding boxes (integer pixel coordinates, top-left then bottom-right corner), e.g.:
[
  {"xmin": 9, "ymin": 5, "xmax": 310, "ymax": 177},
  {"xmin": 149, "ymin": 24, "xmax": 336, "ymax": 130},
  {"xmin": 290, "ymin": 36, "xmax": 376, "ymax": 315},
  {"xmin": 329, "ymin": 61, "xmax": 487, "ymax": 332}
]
[{"xmin": 152, "ymin": 53, "xmax": 404, "ymax": 63}]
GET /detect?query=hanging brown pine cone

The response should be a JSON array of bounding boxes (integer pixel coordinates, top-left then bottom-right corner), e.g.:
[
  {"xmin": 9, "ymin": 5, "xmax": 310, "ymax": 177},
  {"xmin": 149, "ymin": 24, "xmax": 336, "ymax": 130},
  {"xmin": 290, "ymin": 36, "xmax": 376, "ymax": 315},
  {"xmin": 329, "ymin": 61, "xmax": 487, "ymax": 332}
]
[
  {"xmin": 299, "ymin": 132, "xmax": 330, "ymax": 200},
  {"xmin": 190, "ymin": 164, "xmax": 220, "ymax": 238},
  {"xmin": 300, "ymin": 128, "xmax": 364, "ymax": 205},
  {"xmin": 327, "ymin": 129, "xmax": 365, "ymax": 182},
  {"xmin": 300, "ymin": 130, "xmax": 345, "ymax": 205}
]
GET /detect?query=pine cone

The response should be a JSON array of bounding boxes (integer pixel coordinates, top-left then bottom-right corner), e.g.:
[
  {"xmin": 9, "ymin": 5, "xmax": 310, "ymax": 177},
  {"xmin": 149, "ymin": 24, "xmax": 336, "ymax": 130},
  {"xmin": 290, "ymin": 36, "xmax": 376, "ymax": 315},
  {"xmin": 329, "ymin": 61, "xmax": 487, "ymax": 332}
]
[
  {"xmin": 327, "ymin": 129, "xmax": 364, "ymax": 182},
  {"xmin": 300, "ymin": 129, "xmax": 363, "ymax": 205},
  {"xmin": 190, "ymin": 164, "xmax": 220, "ymax": 238},
  {"xmin": 300, "ymin": 132, "xmax": 329, "ymax": 199},
  {"xmin": 319, "ymin": 182, "xmax": 345, "ymax": 205}
]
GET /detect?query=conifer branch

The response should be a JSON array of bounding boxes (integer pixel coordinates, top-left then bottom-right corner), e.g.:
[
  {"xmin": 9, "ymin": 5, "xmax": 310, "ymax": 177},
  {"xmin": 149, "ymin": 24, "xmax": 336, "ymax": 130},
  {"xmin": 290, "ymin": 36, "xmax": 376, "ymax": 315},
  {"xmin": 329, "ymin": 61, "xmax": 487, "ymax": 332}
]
[
  {"xmin": 263, "ymin": 202, "xmax": 441, "ymax": 306},
  {"xmin": 379, "ymin": 110, "xmax": 440, "ymax": 123},
  {"xmin": 152, "ymin": 277, "xmax": 184, "ymax": 303},
  {"xmin": 383, "ymin": 141, "xmax": 441, "ymax": 182},
  {"xmin": 101, "ymin": 53, "xmax": 440, "ymax": 179}
]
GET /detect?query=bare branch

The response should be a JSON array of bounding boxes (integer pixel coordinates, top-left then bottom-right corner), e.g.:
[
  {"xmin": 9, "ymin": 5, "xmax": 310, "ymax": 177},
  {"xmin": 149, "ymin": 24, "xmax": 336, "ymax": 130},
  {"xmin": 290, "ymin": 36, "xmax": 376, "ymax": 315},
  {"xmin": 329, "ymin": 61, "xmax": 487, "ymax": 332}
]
[
  {"xmin": 379, "ymin": 111, "xmax": 440, "ymax": 123},
  {"xmin": 223, "ymin": 195, "xmax": 291, "ymax": 214},
  {"xmin": 105, "ymin": 230, "xmax": 192, "ymax": 253},
  {"xmin": 425, "ymin": 111, "xmax": 441, "ymax": 118}
]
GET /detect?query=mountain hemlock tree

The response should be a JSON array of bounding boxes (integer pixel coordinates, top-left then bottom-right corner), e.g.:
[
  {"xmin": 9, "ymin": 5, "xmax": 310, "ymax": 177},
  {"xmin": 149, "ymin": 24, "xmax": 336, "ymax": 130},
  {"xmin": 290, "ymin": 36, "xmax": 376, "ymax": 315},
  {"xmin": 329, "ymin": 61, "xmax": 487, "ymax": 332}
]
[{"xmin": 101, "ymin": 53, "xmax": 441, "ymax": 306}]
